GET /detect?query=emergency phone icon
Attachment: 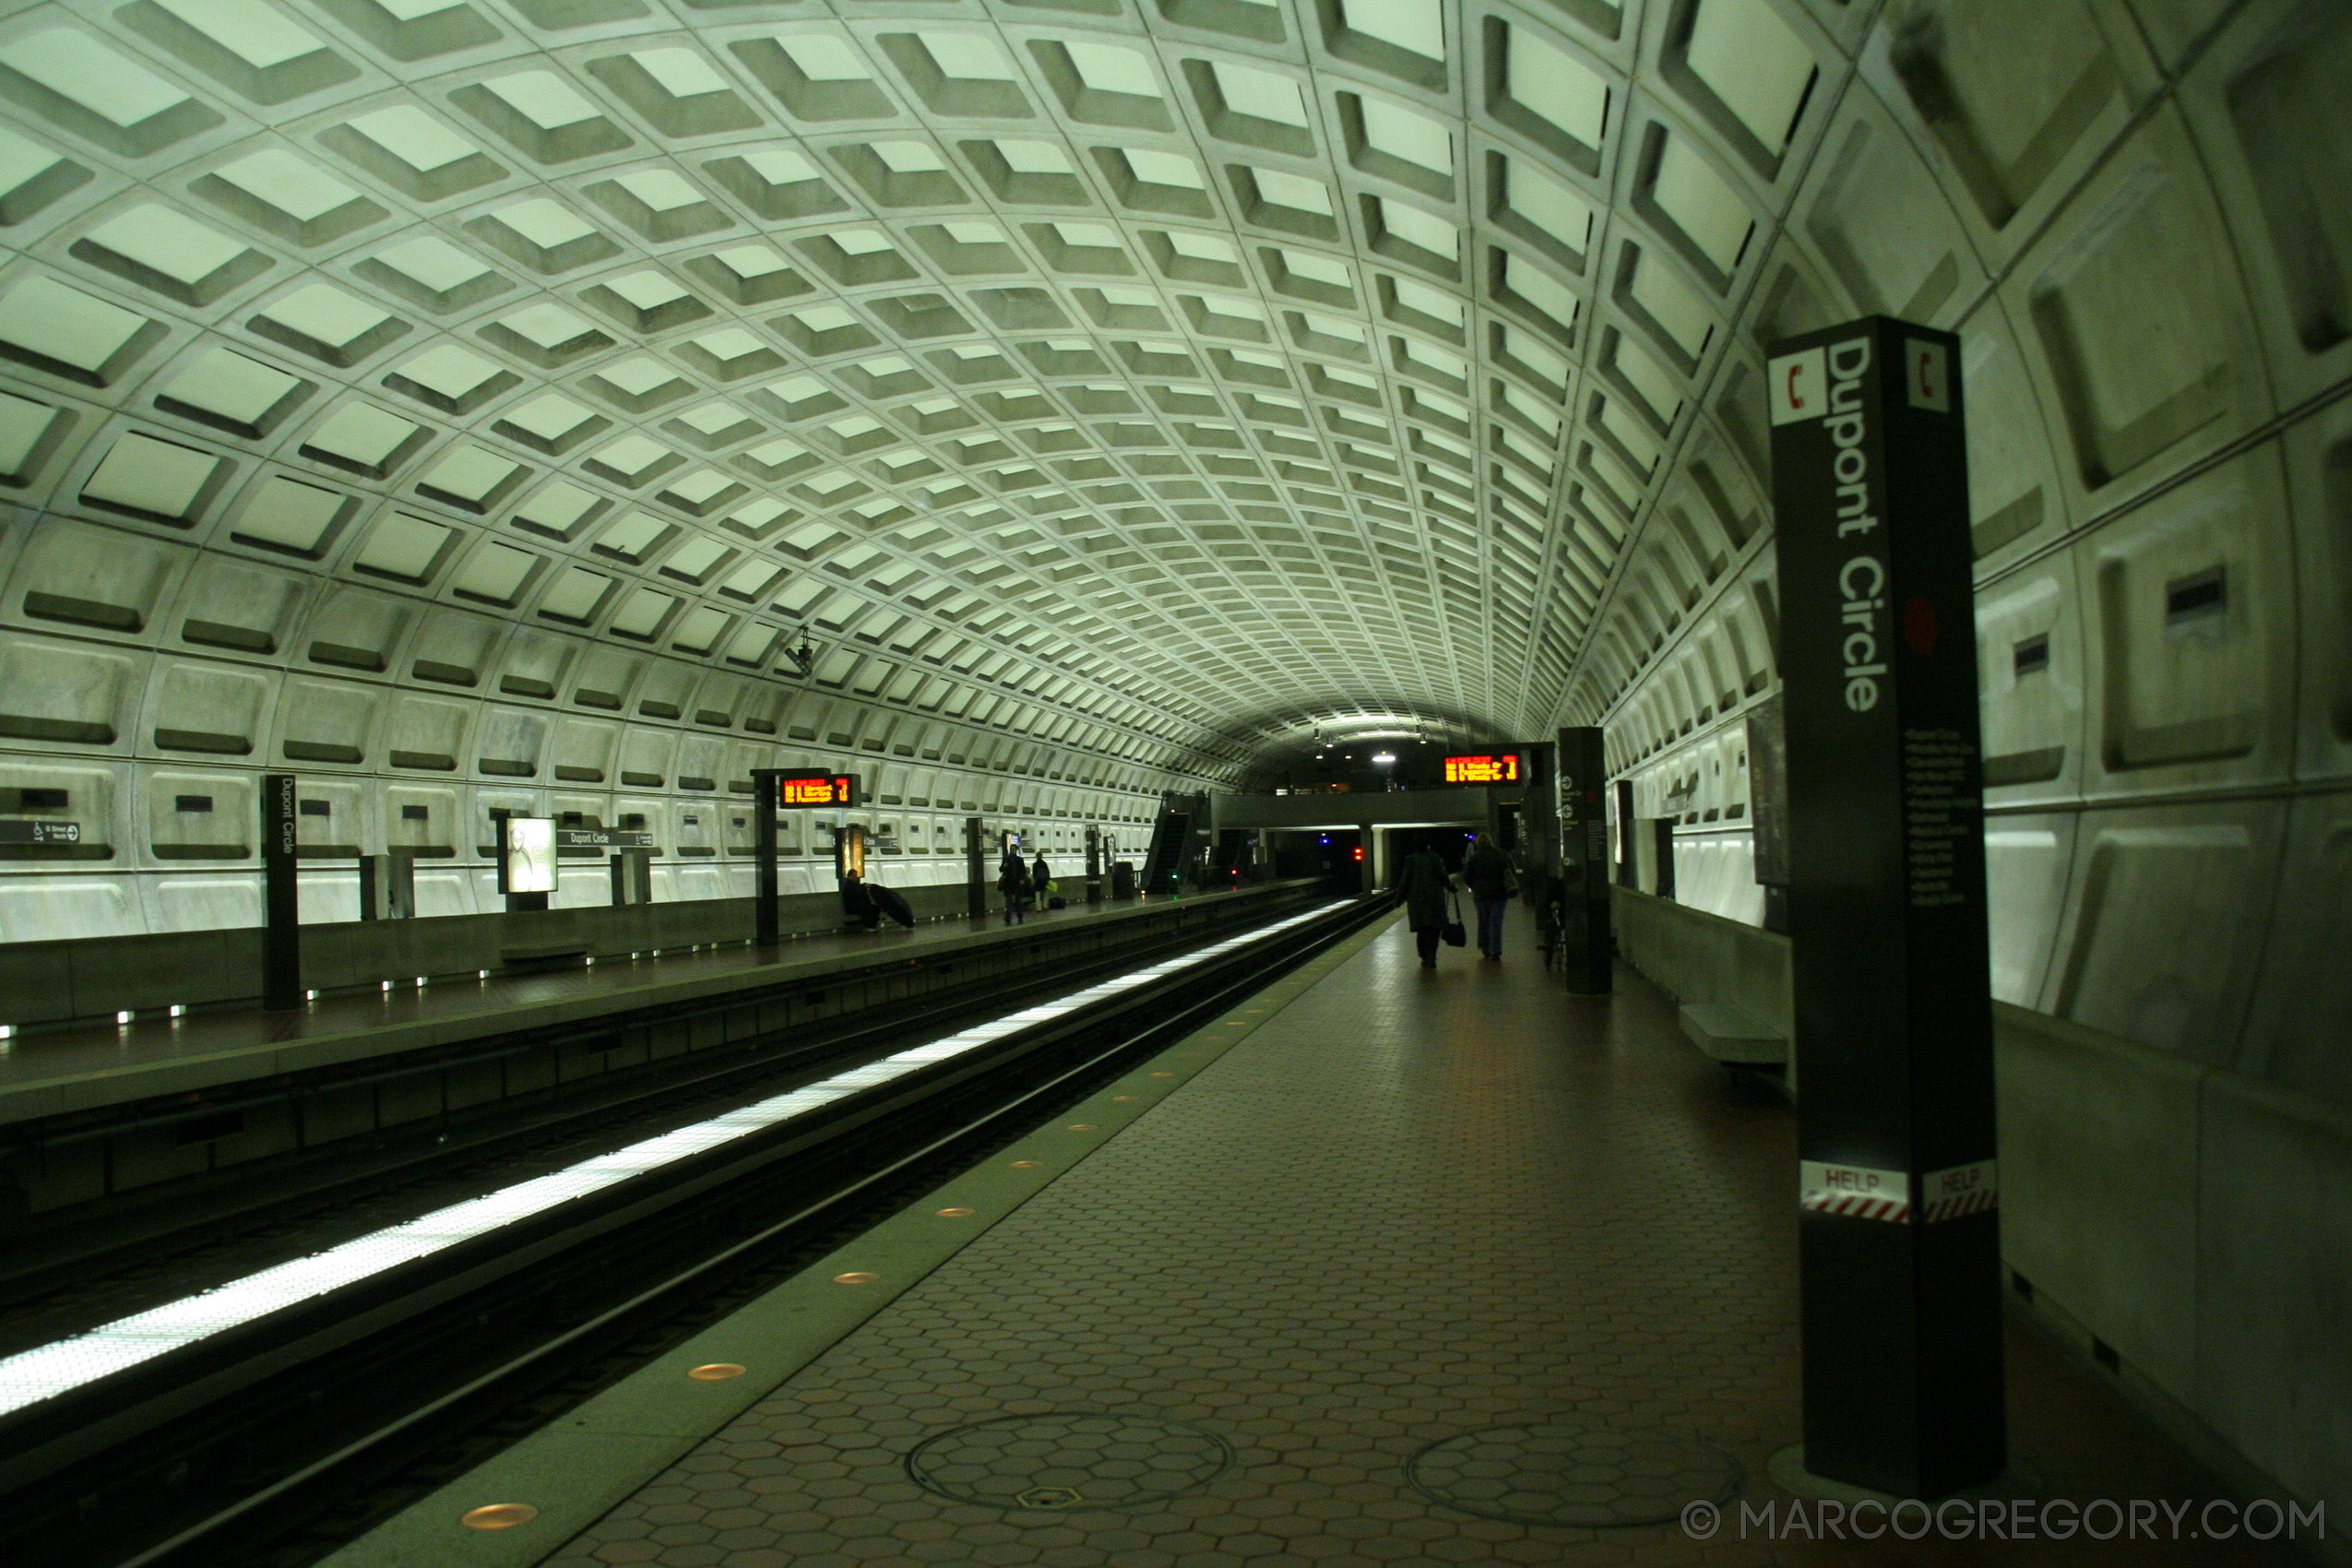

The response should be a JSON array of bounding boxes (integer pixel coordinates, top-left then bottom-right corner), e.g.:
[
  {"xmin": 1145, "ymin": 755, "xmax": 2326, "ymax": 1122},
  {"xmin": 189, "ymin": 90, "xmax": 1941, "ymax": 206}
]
[
  {"xmin": 1768, "ymin": 347, "xmax": 1826, "ymax": 425},
  {"xmin": 1906, "ymin": 339, "xmax": 1951, "ymax": 412}
]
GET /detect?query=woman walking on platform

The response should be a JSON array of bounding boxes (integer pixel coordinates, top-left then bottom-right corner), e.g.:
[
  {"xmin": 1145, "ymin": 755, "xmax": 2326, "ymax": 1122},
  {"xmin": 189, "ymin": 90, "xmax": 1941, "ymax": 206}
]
[{"xmin": 1396, "ymin": 843, "xmax": 1455, "ymax": 968}]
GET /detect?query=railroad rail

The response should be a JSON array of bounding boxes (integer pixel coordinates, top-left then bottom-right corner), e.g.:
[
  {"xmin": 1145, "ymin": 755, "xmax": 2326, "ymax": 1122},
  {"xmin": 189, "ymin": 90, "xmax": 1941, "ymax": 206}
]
[{"xmin": 0, "ymin": 890, "xmax": 1391, "ymax": 1568}]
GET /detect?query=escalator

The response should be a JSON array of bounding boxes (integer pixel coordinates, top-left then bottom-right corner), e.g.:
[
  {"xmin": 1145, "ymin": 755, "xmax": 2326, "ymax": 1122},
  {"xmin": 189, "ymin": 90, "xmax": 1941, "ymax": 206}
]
[{"xmin": 1141, "ymin": 808, "xmax": 1191, "ymax": 893}]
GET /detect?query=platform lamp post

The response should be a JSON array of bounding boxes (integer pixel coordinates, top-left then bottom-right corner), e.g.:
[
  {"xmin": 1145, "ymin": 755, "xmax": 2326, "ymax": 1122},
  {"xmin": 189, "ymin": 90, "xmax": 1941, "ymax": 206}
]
[
  {"xmin": 260, "ymin": 773, "xmax": 302, "ymax": 1010},
  {"xmin": 1768, "ymin": 316, "xmax": 2003, "ymax": 1500}
]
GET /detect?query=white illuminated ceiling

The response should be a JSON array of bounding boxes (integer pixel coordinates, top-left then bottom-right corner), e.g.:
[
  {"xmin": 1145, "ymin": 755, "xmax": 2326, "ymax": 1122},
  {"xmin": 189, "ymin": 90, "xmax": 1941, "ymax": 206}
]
[{"xmin": 0, "ymin": 0, "xmax": 1841, "ymax": 767}]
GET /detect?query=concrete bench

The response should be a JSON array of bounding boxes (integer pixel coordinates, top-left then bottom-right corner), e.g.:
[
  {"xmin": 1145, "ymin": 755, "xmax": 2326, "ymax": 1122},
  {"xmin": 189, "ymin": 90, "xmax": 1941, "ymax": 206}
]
[{"xmin": 1678, "ymin": 1003, "xmax": 1787, "ymax": 1066}]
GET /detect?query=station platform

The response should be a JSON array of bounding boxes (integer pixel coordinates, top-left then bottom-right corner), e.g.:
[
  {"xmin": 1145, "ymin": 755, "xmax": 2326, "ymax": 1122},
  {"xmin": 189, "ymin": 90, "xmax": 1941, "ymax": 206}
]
[
  {"xmin": 0, "ymin": 885, "xmax": 1291, "ymax": 1130},
  {"xmin": 329, "ymin": 911, "xmax": 2296, "ymax": 1568}
]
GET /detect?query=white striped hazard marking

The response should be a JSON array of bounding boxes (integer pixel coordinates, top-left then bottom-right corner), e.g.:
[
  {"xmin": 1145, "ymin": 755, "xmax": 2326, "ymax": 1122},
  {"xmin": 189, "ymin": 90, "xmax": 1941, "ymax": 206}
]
[{"xmin": 1799, "ymin": 1159, "xmax": 1999, "ymax": 1224}]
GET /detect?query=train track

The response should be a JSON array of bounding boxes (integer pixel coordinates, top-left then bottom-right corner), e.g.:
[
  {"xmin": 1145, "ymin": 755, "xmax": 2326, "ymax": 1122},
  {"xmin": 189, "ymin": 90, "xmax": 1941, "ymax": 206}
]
[{"xmin": 0, "ymin": 890, "xmax": 1388, "ymax": 1568}]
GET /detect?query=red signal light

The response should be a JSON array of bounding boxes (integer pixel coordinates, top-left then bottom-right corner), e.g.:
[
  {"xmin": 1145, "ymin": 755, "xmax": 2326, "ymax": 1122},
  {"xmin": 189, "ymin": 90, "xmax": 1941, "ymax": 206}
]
[{"xmin": 1351, "ymin": 846, "xmax": 1364, "ymax": 861}]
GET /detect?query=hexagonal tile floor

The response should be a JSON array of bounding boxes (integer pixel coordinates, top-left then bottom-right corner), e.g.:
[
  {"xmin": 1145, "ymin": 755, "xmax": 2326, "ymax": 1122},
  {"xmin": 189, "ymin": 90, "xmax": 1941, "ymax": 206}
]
[
  {"xmin": 538, "ymin": 920, "xmax": 2302, "ymax": 1568},
  {"xmin": 1405, "ymin": 1427, "xmax": 1742, "ymax": 1528},
  {"xmin": 907, "ymin": 1411, "xmax": 1235, "ymax": 1512}
]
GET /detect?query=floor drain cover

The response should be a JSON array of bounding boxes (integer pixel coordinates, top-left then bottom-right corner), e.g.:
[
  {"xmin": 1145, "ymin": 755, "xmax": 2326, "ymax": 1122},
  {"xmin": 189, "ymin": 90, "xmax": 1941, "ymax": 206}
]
[
  {"xmin": 907, "ymin": 1411, "xmax": 1235, "ymax": 1512},
  {"xmin": 1407, "ymin": 1425, "xmax": 1743, "ymax": 1527}
]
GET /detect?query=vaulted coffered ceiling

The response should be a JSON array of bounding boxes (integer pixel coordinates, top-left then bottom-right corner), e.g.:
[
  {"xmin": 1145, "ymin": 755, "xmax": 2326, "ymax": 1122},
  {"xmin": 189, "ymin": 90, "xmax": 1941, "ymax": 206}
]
[{"xmin": 0, "ymin": 0, "xmax": 1840, "ymax": 772}]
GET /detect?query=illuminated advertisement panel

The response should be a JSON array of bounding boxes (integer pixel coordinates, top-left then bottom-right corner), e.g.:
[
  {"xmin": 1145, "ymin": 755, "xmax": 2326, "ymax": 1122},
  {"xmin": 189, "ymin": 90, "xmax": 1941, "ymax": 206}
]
[
  {"xmin": 499, "ymin": 815, "xmax": 557, "ymax": 894},
  {"xmin": 1443, "ymin": 754, "xmax": 1520, "ymax": 784}
]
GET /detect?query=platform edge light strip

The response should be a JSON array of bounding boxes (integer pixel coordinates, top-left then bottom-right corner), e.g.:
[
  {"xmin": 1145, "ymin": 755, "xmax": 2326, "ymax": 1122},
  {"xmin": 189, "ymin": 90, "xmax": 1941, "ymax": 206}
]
[{"xmin": 0, "ymin": 906, "xmax": 1336, "ymax": 1417}]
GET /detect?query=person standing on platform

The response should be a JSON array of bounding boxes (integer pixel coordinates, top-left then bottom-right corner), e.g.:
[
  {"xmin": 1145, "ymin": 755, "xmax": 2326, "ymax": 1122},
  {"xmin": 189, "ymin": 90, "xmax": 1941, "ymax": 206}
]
[
  {"xmin": 1464, "ymin": 833, "xmax": 1515, "ymax": 960},
  {"xmin": 1396, "ymin": 842, "xmax": 1455, "ymax": 969},
  {"xmin": 1031, "ymin": 849, "xmax": 1052, "ymax": 908},
  {"xmin": 999, "ymin": 848, "xmax": 1031, "ymax": 924}
]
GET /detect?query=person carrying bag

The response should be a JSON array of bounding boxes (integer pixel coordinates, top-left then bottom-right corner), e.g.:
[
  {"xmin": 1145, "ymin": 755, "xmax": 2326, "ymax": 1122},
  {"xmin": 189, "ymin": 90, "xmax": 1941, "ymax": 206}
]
[{"xmin": 1397, "ymin": 843, "xmax": 1457, "ymax": 968}]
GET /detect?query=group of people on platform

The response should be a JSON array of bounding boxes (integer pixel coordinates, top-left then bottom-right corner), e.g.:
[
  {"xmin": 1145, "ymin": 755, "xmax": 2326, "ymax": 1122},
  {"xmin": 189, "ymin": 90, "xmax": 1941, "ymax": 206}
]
[
  {"xmin": 837, "ymin": 844, "xmax": 1064, "ymax": 931},
  {"xmin": 832, "ymin": 843, "xmax": 1068, "ymax": 932},
  {"xmin": 998, "ymin": 847, "xmax": 1057, "ymax": 923},
  {"xmin": 856, "ymin": 831, "xmax": 1524, "ymax": 958},
  {"xmin": 1396, "ymin": 833, "xmax": 1517, "ymax": 968}
]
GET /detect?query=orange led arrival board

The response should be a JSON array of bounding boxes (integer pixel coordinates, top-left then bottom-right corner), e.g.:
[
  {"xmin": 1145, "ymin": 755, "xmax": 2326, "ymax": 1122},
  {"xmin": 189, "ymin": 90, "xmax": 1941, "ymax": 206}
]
[
  {"xmin": 773, "ymin": 770, "xmax": 860, "ymax": 808},
  {"xmin": 1443, "ymin": 754, "xmax": 1519, "ymax": 784}
]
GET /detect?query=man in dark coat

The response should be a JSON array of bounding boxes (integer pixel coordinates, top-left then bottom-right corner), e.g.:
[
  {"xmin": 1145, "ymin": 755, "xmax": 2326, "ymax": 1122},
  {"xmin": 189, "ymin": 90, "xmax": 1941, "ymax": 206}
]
[
  {"xmin": 1396, "ymin": 844, "xmax": 1455, "ymax": 968},
  {"xmin": 1463, "ymin": 833, "xmax": 1515, "ymax": 959},
  {"xmin": 1031, "ymin": 850, "xmax": 1052, "ymax": 903},
  {"xmin": 839, "ymin": 869, "xmax": 881, "ymax": 932},
  {"xmin": 999, "ymin": 848, "xmax": 1031, "ymax": 923}
]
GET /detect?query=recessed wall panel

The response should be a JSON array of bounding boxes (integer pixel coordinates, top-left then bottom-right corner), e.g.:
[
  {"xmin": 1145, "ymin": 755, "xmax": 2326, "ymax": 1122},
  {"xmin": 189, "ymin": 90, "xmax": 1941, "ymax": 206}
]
[
  {"xmin": 0, "ymin": 634, "xmax": 141, "ymax": 753},
  {"xmin": 2008, "ymin": 106, "xmax": 2269, "ymax": 513},
  {"xmin": 2283, "ymin": 396, "xmax": 2352, "ymax": 783},
  {"xmin": 2237, "ymin": 790, "xmax": 2352, "ymax": 1101},
  {"xmin": 2049, "ymin": 802, "xmax": 2285, "ymax": 1062},
  {"xmin": 0, "ymin": 875, "xmax": 137, "ymax": 942},
  {"xmin": 2078, "ymin": 445, "xmax": 2296, "ymax": 796},
  {"xmin": 1984, "ymin": 816, "xmax": 2076, "ymax": 1010},
  {"xmin": 1974, "ymin": 559, "xmax": 2081, "ymax": 806},
  {"xmin": 2180, "ymin": 0, "xmax": 2352, "ymax": 406}
]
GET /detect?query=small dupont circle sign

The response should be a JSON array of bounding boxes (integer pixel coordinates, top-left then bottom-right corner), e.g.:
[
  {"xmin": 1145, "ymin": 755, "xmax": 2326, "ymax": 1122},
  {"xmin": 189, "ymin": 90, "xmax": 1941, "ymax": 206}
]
[{"xmin": 1902, "ymin": 596, "xmax": 1938, "ymax": 655}]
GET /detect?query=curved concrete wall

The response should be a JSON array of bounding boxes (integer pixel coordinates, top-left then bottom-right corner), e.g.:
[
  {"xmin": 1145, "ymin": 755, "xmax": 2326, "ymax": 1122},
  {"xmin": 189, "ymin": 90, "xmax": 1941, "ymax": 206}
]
[
  {"xmin": 0, "ymin": 0, "xmax": 2339, "ymax": 1096},
  {"xmin": 1574, "ymin": 0, "xmax": 2352, "ymax": 1111},
  {"xmin": 0, "ymin": 537, "xmax": 1189, "ymax": 943}
]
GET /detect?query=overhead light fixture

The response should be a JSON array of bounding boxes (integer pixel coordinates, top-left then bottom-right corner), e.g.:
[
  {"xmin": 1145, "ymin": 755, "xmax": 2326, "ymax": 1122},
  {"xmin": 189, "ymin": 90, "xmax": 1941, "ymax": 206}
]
[{"xmin": 1372, "ymin": 751, "xmax": 1397, "ymax": 765}]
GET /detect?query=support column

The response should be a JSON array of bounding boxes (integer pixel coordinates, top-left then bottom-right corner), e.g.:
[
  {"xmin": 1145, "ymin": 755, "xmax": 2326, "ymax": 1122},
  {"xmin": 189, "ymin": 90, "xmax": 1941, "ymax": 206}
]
[
  {"xmin": 1524, "ymin": 741, "xmax": 1559, "ymax": 884},
  {"xmin": 752, "ymin": 770, "xmax": 781, "ymax": 948},
  {"xmin": 260, "ymin": 773, "xmax": 301, "ymax": 1010},
  {"xmin": 1557, "ymin": 727, "xmax": 1611, "ymax": 995},
  {"xmin": 1770, "ymin": 315, "xmax": 2002, "ymax": 1498},
  {"xmin": 965, "ymin": 815, "xmax": 986, "ymax": 920}
]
